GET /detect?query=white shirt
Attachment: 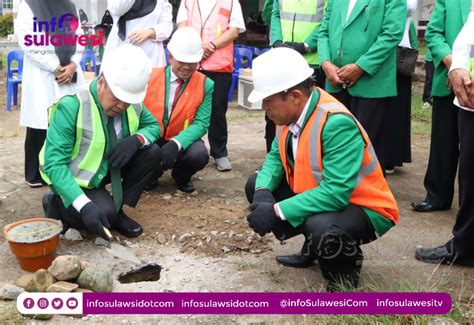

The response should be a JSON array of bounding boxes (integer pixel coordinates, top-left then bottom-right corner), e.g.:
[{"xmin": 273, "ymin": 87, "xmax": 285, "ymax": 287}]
[
  {"xmin": 450, "ymin": 11, "xmax": 474, "ymax": 111},
  {"xmin": 167, "ymin": 69, "xmax": 185, "ymax": 150},
  {"xmin": 104, "ymin": 0, "xmax": 173, "ymax": 68},
  {"xmin": 177, "ymin": 0, "xmax": 246, "ymax": 33},
  {"xmin": 399, "ymin": 0, "xmax": 417, "ymax": 48},
  {"xmin": 275, "ymin": 94, "xmax": 313, "ymax": 220},
  {"xmin": 346, "ymin": 0, "xmax": 358, "ymax": 22}
]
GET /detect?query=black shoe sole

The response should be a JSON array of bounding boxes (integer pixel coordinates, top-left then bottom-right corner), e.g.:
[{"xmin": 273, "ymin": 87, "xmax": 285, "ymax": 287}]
[
  {"xmin": 117, "ymin": 228, "xmax": 143, "ymax": 238},
  {"xmin": 276, "ymin": 257, "xmax": 315, "ymax": 268}
]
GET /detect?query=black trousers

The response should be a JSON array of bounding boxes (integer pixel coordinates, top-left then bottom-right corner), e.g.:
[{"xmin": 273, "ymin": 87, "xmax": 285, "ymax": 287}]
[
  {"xmin": 156, "ymin": 139, "xmax": 209, "ymax": 184},
  {"xmin": 25, "ymin": 127, "xmax": 46, "ymax": 183},
  {"xmin": 245, "ymin": 173, "xmax": 377, "ymax": 280},
  {"xmin": 423, "ymin": 95, "xmax": 459, "ymax": 209},
  {"xmin": 200, "ymin": 70, "xmax": 233, "ymax": 159},
  {"xmin": 54, "ymin": 144, "xmax": 162, "ymax": 230},
  {"xmin": 333, "ymin": 89, "xmax": 391, "ymax": 170},
  {"xmin": 452, "ymin": 109, "xmax": 474, "ymax": 257},
  {"xmin": 386, "ymin": 74, "xmax": 412, "ymax": 167},
  {"xmin": 422, "ymin": 61, "xmax": 434, "ymax": 104},
  {"xmin": 264, "ymin": 67, "xmax": 326, "ymax": 152}
]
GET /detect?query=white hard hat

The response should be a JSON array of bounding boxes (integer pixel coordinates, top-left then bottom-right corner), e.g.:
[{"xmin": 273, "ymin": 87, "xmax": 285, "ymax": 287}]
[
  {"xmin": 248, "ymin": 48, "xmax": 314, "ymax": 103},
  {"xmin": 101, "ymin": 44, "xmax": 152, "ymax": 104},
  {"xmin": 167, "ymin": 27, "xmax": 203, "ymax": 63}
]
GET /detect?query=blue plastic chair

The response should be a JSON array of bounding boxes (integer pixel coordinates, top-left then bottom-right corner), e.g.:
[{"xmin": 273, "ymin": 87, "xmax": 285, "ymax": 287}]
[
  {"xmin": 228, "ymin": 47, "xmax": 254, "ymax": 102},
  {"xmin": 260, "ymin": 48, "xmax": 271, "ymax": 54},
  {"xmin": 80, "ymin": 49, "xmax": 97, "ymax": 76},
  {"xmin": 6, "ymin": 50, "xmax": 24, "ymax": 112}
]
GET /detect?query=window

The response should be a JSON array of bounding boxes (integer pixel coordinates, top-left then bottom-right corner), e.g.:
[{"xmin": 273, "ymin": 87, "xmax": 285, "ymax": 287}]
[{"xmin": 3, "ymin": 0, "xmax": 13, "ymax": 10}]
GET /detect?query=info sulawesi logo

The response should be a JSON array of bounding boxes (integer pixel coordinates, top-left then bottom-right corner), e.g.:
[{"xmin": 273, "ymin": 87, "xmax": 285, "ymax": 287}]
[{"xmin": 24, "ymin": 13, "xmax": 103, "ymax": 46}]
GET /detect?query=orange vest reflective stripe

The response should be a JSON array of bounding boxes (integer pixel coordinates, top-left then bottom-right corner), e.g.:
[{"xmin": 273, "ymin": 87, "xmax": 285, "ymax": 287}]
[
  {"xmin": 144, "ymin": 67, "xmax": 206, "ymax": 140},
  {"xmin": 186, "ymin": 0, "xmax": 234, "ymax": 73},
  {"xmin": 276, "ymin": 89, "xmax": 399, "ymax": 224}
]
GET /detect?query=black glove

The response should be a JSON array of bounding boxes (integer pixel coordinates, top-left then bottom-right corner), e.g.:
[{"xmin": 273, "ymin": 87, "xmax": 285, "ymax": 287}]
[
  {"xmin": 273, "ymin": 40, "xmax": 284, "ymax": 48},
  {"xmin": 247, "ymin": 202, "xmax": 279, "ymax": 236},
  {"xmin": 161, "ymin": 141, "xmax": 179, "ymax": 171},
  {"xmin": 80, "ymin": 202, "xmax": 111, "ymax": 240},
  {"xmin": 107, "ymin": 135, "xmax": 141, "ymax": 169},
  {"xmin": 284, "ymin": 42, "xmax": 307, "ymax": 55},
  {"xmin": 252, "ymin": 189, "xmax": 275, "ymax": 205}
]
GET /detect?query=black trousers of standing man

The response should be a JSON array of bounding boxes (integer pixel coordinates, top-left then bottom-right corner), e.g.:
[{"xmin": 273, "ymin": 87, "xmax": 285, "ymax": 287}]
[
  {"xmin": 422, "ymin": 94, "xmax": 459, "ymax": 209},
  {"xmin": 201, "ymin": 70, "xmax": 233, "ymax": 159},
  {"xmin": 451, "ymin": 109, "xmax": 474, "ymax": 258},
  {"xmin": 50, "ymin": 144, "xmax": 162, "ymax": 230},
  {"xmin": 333, "ymin": 89, "xmax": 391, "ymax": 171},
  {"xmin": 245, "ymin": 173, "xmax": 377, "ymax": 287},
  {"xmin": 25, "ymin": 127, "xmax": 47, "ymax": 185}
]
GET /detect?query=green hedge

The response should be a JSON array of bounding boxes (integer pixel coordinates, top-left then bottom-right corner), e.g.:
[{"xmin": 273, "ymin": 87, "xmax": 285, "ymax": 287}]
[{"xmin": 0, "ymin": 13, "xmax": 14, "ymax": 37}]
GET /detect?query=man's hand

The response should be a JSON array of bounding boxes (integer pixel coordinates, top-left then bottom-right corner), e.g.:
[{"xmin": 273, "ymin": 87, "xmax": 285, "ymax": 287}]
[
  {"xmin": 128, "ymin": 28, "xmax": 155, "ymax": 45},
  {"xmin": 321, "ymin": 61, "xmax": 344, "ymax": 87},
  {"xmin": 337, "ymin": 64, "xmax": 364, "ymax": 87},
  {"xmin": 56, "ymin": 62, "xmax": 76, "ymax": 85},
  {"xmin": 202, "ymin": 42, "xmax": 216, "ymax": 59},
  {"xmin": 442, "ymin": 54, "xmax": 453, "ymax": 70},
  {"xmin": 81, "ymin": 202, "xmax": 111, "ymax": 240},
  {"xmin": 107, "ymin": 135, "xmax": 141, "ymax": 169},
  {"xmin": 284, "ymin": 42, "xmax": 307, "ymax": 55},
  {"xmin": 247, "ymin": 202, "xmax": 279, "ymax": 236},
  {"xmin": 252, "ymin": 189, "xmax": 275, "ymax": 205},
  {"xmin": 161, "ymin": 141, "xmax": 179, "ymax": 171},
  {"xmin": 450, "ymin": 68, "xmax": 473, "ymax": 107}
]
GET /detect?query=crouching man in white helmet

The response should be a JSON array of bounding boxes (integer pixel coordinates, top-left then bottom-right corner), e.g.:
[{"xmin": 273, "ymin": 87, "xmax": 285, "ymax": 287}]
[
  {"xmin": 40, "ymin": 45, "xmax": 162, "ymax": 240},
  {"xmin": 143, "ymin": 27, "xmax": 213, "ymax": 193},
  {"xmin": 244, "ymin": 48, "xmax": 399, "ymax": 291}
]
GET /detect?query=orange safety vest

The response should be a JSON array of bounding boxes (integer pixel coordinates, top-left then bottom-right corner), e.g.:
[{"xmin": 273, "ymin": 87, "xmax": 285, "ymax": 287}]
[
  {"xmin": 276, "ymin": 89, "xmax": 399, "ymax": 224},
  {"xmin": 143, "ymin": 67, "xmax": 206, "ymax": 140},
  {"xmin": 185, "ymin": 0, "xmax": 234, "ymax": 73}
]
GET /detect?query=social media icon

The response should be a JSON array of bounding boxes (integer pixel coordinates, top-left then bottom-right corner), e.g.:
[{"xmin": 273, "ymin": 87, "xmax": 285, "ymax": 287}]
[
  {"xmin": 37, "ymin": 298, "xmax": 49, "ymax": 309},
  {"xmin": 52, "ymin": 298, "xmax": 63, "ymax": 310},
  {"xmin": 66, "ymin": 298, "xmax": 78, "ymax": 309},
  {"xmin": 23, "ymin": 298, "xmax": 34, "ymax": 309}
]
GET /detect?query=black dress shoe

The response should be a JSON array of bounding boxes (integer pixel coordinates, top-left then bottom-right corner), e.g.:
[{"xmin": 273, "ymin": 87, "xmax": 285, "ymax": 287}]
[
  {"xmin": 411, "ymin": 201, "xmax": 448, "ymax": 213},
  {"xmin": 115, "ymin": 210, "xmax": 143, "ymax": 238},
  {"xmin": 415, "ymin": 244, "xmax": 474, "ymax": 266},
  {"xmin": 276, "ymin": 253, "xmax": 316, "ymax": 268},
  {"xmin": 42, "ymin": 192, "xmax": 61, "ymax": 220},
  {"xmin": 176, "ymin": 180, "xmax": 195, "ymax": 193}
]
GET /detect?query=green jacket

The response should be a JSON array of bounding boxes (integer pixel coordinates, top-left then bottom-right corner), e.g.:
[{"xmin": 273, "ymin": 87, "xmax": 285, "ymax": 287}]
[
  {"xmin": 425, "ymin": 0, "xmax": 470, "ymax": 97},
  {"xmin": 255, "ymin": 90, "xmax": 394, "ymax": 236},
  {"xmin": 318, "ymin": 0, "xmax": 406, "ymax": 98},
  {"xmin": 162, "ymin": 66, "xmax": 213, "ymax": 150},
  {"xmin": 409, "ymin": 20, "xmax": 419, "ymax": 50},
  {"xmin": 270, "ymin": 0, "xmax": 325, "ymax": 67},
  {"xmin": 42, "ymin": 79, "xmax": 160, "ymax": 207},
  {"xmin": 262, "ymin": 0, "xmax": 274, "ymax": 25}
]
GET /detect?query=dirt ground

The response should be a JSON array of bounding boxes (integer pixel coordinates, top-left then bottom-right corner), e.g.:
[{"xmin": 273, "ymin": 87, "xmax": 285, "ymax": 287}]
[{"xmin": 0, "ymin": 83, "xmax": 473, "ymax": 323}]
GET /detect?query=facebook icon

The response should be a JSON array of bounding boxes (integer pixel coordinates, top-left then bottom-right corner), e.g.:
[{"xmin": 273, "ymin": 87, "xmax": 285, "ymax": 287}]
[{"xmin": 23, "ymin": 298, "xmax": 34, "ymax": 309}]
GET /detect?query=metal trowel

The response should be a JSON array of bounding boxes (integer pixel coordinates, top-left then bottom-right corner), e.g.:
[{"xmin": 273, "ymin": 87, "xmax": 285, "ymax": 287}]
[{"xmin": 102, "ymin": 227, "xmax": 141, "ymax": 264}]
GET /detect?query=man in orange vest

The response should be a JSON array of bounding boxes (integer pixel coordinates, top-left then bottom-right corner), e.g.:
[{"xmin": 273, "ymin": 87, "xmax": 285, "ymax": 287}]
[
  {"xmin": 177, "ymin": 0, "xmax": 246, "ymax": 172},
  {"xmin": 143, "ymin": 27, "xmax": 214, "ymax": 193},
  {"xmin": 244, "ymin": 48, "xmax": 399, "ymax": 291}
]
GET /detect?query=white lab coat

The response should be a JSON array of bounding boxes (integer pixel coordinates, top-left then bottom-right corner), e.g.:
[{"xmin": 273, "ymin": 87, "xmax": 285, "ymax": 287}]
[
  {"xmin": 104, "ymin": 0, "xmax": 173, "ymax": 68},
  {"xmin": 16, "ymin": 2, "xmax": 86, "ymax": 130},
  {"xmin": 450, "ymin": 11, "xmax": 474, "ymax": 111}
]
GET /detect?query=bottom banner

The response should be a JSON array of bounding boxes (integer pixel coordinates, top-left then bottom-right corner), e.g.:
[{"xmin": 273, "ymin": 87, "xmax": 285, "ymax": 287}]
[{"xmin": 17, "ymin": 292, "xmax": 452, "ymax": 315}]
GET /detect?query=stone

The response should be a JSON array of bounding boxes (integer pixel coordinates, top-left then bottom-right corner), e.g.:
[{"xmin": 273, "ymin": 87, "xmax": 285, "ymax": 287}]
[
  {"xmin": 95, "ymin": 237, "xmax": 110, "ymax": 247},
  {"xmin": 427, "ymin": 317, "xmax": 458, "ymax": 325},
  {"xmin": 63, "ymin": 228, "xmax": 83, "ymax": 241},
  {"xmin": 178, "ymin": 233, "xmax": 193, "ymax": 243},
  {"xmin": 0, "ymin": 284, "xmax": 24, "ymax": 300},
  {"xmin": 228, "ymin": 231, "xmax": 236, "ymax": 238},
  {"xmin": 157, "ymin": 234, "xmax": 166, "ymax": 244},
  {"xmin": 25, "ymin": 269, "xmax": 56, "ymax": 292},
  {"xmin": 16, "ymin": 274, "xmax": 35, "ymax": 289},
  {"xmin": 48, "ymin": 255, "xmax": 82, "ymax": 281},
  {"xmin": 73, "ymin": 288, "xmax": 94, "ymax": 293},
  {"xmin": 190, "ymin": 191, "xmax": 198, "ymax": 197},
  {"xmin": 210, "ymin": 231, "xmax": 218, "ymax": 236},
  {"xmin": 80, "ymin": 260, "xmax": 92, "ymax": 270},
  {"xmin": 46, "ymin": 281, "xmax": 79, "ymax": 292},
  {"xmin": 76, "ymin": 266, "xmax": 113, "ymax": 292},
  {"xmin": 222, "ymin": 246, "xmax": 231, "ymax": 253},
  {"xmin": 162, "ymin": 194, "xmax": 172, "ymax": 200},
  {"xmin": 29, "ymin": 314, "xmax": 54, "ymax": 320}
]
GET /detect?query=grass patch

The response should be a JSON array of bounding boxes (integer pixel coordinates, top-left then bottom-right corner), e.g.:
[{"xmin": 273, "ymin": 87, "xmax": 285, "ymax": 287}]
[{"xmin": 411, "ymin": 93, "xmax": 431, "ymax": 136}]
